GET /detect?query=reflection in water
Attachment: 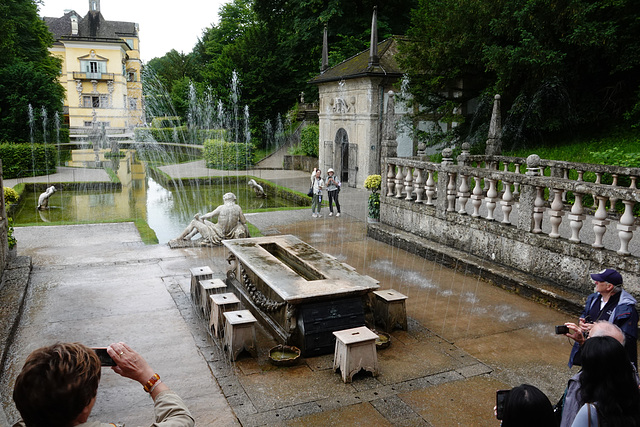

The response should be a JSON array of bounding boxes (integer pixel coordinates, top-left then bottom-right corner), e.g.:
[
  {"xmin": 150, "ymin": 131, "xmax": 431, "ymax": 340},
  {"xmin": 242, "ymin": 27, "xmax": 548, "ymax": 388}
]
[{"xmin": 13, "ymin": 149, "xmax": 296, "ymax": 244}]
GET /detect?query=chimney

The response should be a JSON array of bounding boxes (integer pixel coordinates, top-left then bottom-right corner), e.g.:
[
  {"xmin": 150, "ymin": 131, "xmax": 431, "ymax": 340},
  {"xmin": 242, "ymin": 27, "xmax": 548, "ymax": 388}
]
[
  {"xmin": 368, "ymin": 6, "xmax": 379, "ymax": 67},
  {"xmin": 89, "ymin": 0, "xmax": 100, "ymax": 12},
  {"xmin": 321, "ymin": 25, "xmax": 329, "ymax": 72},
  {"xmin": 71, "ymin": 14, "xmax": 78, "ymax": 35}
]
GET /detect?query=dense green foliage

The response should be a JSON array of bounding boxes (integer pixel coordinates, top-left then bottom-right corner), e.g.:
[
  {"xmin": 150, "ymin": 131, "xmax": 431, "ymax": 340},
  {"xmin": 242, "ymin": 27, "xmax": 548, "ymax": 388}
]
[
  {"xmin": 146, "ymin": 0, "xmax": 416, "ymax": 149},
  {"xmin": 0, "ymin": 0, "xmax": 65, "ymax": 143},
  {"xmin": 399, "ymin": 0, "xmax": 640, "ymax": 148},
  {"xmin": 0, "ymin": 143, "xmax": 58, "ymax": 178},
  {"xmin": 203, "ymin": 139, "xmax": 253, "ymax": 169},
  {"xmin": 298, "ymin": 125, "xmax": 319, "ymax": 157},
  {"xmin": 4, "ymin": 187, "xmax": 19, "ymax": 204},
  {"xmin": 507, "ymin": 129, "xmax": 640, "ymax": 166}
]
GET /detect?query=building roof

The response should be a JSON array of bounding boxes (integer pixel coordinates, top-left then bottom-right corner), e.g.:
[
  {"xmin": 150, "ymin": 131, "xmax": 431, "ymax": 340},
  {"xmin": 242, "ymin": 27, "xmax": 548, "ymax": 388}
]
[
  {"xmin": 309, "ymin": 36, "xmax": 405, "ymax": 85},
  {"xmin": 44, "ymin": 10, "xmax": 137, "ymax": 43}
]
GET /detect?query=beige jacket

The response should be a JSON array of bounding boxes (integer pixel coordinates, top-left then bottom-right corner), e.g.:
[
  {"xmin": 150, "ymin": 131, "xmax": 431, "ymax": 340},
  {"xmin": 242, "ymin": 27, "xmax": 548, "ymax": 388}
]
[{"xmin": 13, "ymin": 390, "xmax": 195, "ymax": 427}]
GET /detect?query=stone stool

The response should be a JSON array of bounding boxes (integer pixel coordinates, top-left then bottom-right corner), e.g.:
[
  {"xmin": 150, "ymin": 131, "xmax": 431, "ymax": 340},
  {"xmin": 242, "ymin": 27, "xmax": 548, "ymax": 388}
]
[
  {"xmin": 372, "ymin": 289, "xmax": 408, "ymax": 332},
  {"xmin": 223, "ymin": 310, "xmax": 258, "ymax": 361},
  {"xmin": 190, "ymin": 266, "xmax": 213, "ymax": 312},
  {"xmin": 332, "ymin": 326, "xmax": 379, "ymax": 383},
  {"xmin": 199, "ymin": 278, "xmax": 227, "ymax": 321},
  {"xmin": 209, "ymin": 292, "xmax": 241, "ymax": 338}
]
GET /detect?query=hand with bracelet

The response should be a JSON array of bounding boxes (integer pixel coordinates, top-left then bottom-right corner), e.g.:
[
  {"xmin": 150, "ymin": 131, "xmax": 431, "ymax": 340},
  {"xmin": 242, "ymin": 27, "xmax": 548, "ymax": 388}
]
[{"xmin": 107, "ymin": 342, "xmax": 169, "ymax": 399}]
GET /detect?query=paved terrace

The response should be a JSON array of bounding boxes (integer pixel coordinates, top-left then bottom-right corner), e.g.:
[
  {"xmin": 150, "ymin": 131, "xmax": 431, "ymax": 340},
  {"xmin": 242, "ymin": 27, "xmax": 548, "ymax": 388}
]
[{"xmin": 1, "ymin": 162, "xmax": 627, "ymax": 426}]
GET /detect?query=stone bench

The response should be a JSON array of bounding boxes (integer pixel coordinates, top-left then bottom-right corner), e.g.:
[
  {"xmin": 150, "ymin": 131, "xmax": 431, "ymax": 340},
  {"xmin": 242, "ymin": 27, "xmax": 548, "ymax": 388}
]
[
  {"xmin": 190, "ymin": 266, "xmax": 213, "ymax": 313},
  {"xmin": 199, "ymin": 278, "xmax": 227, "ymax": 322},
  {"xmin": 209, "ymin": 292, "xmax": 241, "ymax": 338},
  {"xmin": 333, "ymin": 326, "xmax": 379, "ymax": 383},
  {"xmin": 223, "ymin": 309, "xmax": 258, "ymax": 361},
  {"xmin": 372, "ymin": 289, "xmax": 408, "ymax": 332}
]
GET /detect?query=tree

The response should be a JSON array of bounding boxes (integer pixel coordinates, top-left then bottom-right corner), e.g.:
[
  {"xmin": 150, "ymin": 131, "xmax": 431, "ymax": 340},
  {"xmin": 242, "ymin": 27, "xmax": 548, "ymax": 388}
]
[
  {"xmin": 399, "ymin": 0, "xmax": 640, "ymax": 148},
  {"xmin": 0, "ymin": 0, "xmax": 64, "ymax": 142}
]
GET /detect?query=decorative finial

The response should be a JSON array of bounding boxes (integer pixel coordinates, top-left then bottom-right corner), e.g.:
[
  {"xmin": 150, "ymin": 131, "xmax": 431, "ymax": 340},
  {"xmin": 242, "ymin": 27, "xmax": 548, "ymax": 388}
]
[
  {"xmin": 321, "ymin": 25, "xmax": 329, "ymax": 72},
  {"xmin": 368, "ymin": 6, "xmax": 379, "ymax": 67}
]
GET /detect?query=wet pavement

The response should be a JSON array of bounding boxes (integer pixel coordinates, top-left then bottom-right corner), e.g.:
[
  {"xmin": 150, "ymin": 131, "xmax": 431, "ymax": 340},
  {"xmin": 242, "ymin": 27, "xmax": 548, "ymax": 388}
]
[{"xmin": 1, "ymin": 162, "xmax": 628, "ymax": 426}]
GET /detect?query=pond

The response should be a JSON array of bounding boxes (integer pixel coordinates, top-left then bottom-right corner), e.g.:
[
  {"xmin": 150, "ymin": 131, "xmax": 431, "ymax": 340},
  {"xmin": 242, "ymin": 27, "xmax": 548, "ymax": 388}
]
[{"xmin": 12, "ymin": 149, "xmax": 298, "ymax": 244}]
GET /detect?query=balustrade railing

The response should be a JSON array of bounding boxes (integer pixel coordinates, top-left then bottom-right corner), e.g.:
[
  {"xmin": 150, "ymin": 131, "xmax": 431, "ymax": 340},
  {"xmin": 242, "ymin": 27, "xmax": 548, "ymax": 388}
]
[{"xmin": 384, "ymin": 149, "xmax": 640, "ymax": 257}]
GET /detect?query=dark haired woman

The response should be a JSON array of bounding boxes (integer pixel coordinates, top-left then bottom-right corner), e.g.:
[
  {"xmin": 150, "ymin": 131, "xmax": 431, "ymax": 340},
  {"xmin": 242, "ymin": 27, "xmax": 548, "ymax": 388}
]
[
  {"xmin": 501, "ymin": 384, "xmax": 558, "ymax": 427},
  {"xmin": 571, "ymin": 336, "xmax": 640, "ymax": 426}
]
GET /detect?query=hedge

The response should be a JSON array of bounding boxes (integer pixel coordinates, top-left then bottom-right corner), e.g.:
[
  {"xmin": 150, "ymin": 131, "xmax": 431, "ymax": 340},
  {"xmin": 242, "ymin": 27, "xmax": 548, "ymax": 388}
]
[
  {"xmin": 204, "ymin": 139, "xmax": 253, "ymax": 170},
  {"xmin": 0, "ymin": 143, "xmax": 58, "ymax": 179}
]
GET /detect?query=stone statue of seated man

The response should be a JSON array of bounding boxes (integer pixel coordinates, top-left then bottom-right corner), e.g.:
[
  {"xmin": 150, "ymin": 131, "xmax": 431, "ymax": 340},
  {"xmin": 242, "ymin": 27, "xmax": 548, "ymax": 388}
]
[
  {"xmin": 37, "ymin": 186, "xmax": 56, "ymax": 210},
  {"xmin": 170, "ymin": 192, "xmax": 249, "ymax": 247}
]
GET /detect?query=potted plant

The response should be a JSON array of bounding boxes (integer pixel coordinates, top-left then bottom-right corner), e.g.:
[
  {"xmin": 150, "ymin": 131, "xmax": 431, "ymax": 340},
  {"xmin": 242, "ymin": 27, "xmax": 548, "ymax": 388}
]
[{"xmin": 364, "ymin": 174, "xmax": 381, "ymax": 222}]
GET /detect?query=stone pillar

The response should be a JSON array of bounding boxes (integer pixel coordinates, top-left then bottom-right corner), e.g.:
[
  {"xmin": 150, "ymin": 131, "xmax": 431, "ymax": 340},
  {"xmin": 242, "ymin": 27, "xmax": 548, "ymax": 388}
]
[
  {"xmin": 485, "ymin": 94, "xmax": 502, "ymax": 156},
  {"xmin": 517, "ymin": 154, "xmax": 542, "ymax": 232},
  {"xmin": 381, "ymin": 91, "xmax": 397, "ymax": 161},
  {"xmin": 436, "ymin": 148, "xmax": 453, "ymax": 218}
]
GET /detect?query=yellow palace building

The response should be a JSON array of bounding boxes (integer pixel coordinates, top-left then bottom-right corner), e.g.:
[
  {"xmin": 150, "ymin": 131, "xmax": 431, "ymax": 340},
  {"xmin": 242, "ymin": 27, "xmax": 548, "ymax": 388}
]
[{"xmin": 43, "ymin": 0, "xmax": 143, "ymax": 136}]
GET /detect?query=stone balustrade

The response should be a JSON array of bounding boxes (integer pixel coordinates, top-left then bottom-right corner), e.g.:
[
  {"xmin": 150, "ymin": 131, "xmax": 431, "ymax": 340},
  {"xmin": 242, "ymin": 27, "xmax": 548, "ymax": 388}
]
[{"xmin": 381, "ymin": 149, "xmax": 640, "ymax": 296}]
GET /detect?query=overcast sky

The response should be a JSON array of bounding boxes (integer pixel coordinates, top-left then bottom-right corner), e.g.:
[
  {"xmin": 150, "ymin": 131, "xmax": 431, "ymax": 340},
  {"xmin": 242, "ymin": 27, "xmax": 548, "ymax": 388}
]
[{"xmin": 38, "ymin": 0, "xmax": 229, "ymax": 62}]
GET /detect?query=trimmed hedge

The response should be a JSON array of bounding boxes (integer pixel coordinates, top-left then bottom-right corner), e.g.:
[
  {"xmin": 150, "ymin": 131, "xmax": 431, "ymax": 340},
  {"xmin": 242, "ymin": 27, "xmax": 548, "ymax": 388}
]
[
  {"xmin": 204, "ymin": 139, "xmax": 253, "ymax": 170},
  {"xmin": 0, "ymin": 143, "xmax": 57, "ymax": 179},
  {"xmin": 299, "ymin": 124, "xmax": 319, "ymax": 157}
]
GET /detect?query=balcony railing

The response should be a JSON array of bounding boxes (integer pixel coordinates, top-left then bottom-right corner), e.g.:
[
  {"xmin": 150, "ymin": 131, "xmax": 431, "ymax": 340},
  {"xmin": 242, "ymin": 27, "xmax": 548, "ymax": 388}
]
[{"xmin": 72, "ymin": 72, "xmax": 115, "ymax": 81}]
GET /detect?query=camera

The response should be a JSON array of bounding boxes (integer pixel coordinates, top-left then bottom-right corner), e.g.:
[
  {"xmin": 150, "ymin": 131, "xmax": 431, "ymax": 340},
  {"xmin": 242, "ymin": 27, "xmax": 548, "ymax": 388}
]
[
  {"xmin": 92, "ymin": 347, "xmax": 116, "ymax": 366},
  {"xmin": 496, "ymin": 389, "xmax": 510, "ymax": 420},
  {"xmin": 555, "ymin": 325, "xmax": 569, "ymax": 335}
]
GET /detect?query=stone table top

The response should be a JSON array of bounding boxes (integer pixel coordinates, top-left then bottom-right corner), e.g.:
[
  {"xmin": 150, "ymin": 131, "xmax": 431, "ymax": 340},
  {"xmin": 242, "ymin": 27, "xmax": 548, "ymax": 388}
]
[{"xmin": 223, "ymin": 235, "xmax": 379, "ymax": 303}]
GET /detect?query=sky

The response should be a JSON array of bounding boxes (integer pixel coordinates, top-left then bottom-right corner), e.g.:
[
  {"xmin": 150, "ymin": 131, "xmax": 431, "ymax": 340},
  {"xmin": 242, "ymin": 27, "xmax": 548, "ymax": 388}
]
[{"xmin": 38, "ymin": 0, "xmax": 229, "ymax": 62}]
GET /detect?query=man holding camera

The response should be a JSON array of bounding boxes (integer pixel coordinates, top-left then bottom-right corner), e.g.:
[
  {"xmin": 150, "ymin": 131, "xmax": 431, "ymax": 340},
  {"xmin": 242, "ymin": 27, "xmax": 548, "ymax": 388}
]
[{"xmin": 565, "ymin": 268, "xmax": 638, "ymax": 369}]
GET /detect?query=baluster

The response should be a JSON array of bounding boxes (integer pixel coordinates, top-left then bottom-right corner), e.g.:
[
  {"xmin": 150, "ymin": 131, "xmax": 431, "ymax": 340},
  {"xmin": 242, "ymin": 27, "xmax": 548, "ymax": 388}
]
[
  {"xmin": 568, "ymin": 192, "xmax": 585, "ymax": 242},
  {"xmin": 593, "ymin": 172, "xmax": 602, "ymax": 208},
  {"xmin": 631, "ymin": 176, "xmax": 637, "ymax": 189},
  {"xmin": 425, "ymin": 170, "xmax": 435, "ymax": 205},
  {"xmin": 513, "ymin": 163, "xmax": 521, "ymax": 195},
  {"xmin": 386, "ymin": 163, "xmax": 395, "ymax": 197},
  {"xmin": 447, "ymin": 172, "xmax": 457, "ymax": 212},
  {"xmin": 501, "ymin": 181, "xmax": 513, "ymax": 224},
  {"xmin": 609, "ymin": 174, "xmax": 618, "ymax": 212},
  {"xmin": 617, "ymin": 200, "xmax": 636, "ymax": 255},
  {"xmin": 404, "ymin": 166, "xmax": 414, "ymax": 201},
  {"xmin": 549, "ymin": 189, "xmax": 565, "ymax": 238},
  {"xmin": 592, "ymin": 196, "xmax": 610, "ymax": 248},
  {"xmin": 394, "ymin": 166, "xmax": 404, "ymax": 198},
  {"xmin": 485, "ymin": 178, "xmax": 498, "ymax": 221},
  {"xmin": 471, "ymin": 176, "xmax": 483, "ymax": 218},
  {"xmin": 532, "ymin": 186, "xmax": 545, "ymax": 233},
  {"xmin": 457, "ymin": 173, "xmax": 470, "ymax": 214},
  {"xmin": 562, "ymin": 168, "xmax": 568, "ymax": 202},
  {"xmin": 414, "ymin": 168, "xmax": 425, "ymax": 203}
]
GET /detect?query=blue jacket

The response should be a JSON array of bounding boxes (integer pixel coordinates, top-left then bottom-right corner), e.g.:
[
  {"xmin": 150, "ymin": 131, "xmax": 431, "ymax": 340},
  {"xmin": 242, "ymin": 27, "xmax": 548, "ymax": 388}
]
[{"xmin": 569, "ymin": 290, "xmax": 638, "ymax": 368}]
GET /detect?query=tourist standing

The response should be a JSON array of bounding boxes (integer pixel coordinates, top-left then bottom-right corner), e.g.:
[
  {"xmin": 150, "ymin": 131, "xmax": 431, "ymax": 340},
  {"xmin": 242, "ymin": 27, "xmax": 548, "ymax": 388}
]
[
  {"xmin": 326, "ymin": 168, "xmax": 341, "ymax": 217},
  {"xmin": 569, "ymin": 336, "xmax": 640, "ymax": 426},
  {"xmin": 310, "ymin": 168, "xmax": 324, "ymax": 218},
  {"xmin": 568, "ymin": 268, "xmax": 638, "ymax": 369}
]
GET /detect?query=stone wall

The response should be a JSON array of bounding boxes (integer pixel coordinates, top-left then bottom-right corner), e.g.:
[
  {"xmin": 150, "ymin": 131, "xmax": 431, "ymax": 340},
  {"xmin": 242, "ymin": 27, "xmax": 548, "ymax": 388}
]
[
  {"xmin": 283, "ymin": 155, "xmax": 316, "ymax": 172},
  {"xmin": 0, "ymin": 160, "xmax": 8, "ymax": 278},
  {"xmin": 376, "ymin": 153, "xmax": 640, "ymax": 301}
]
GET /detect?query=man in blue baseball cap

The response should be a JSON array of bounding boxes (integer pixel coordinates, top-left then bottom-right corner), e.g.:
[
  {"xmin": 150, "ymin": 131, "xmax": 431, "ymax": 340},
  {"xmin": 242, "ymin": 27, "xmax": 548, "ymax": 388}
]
[{"xmin": 567, "ymin": 268, "xmax": 638, "ymax": 368}]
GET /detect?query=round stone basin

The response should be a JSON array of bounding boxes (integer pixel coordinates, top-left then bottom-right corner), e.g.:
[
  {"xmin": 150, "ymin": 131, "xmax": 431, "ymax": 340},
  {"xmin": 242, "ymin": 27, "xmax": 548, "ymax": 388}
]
[
  {"xmin": 269, "ymin": 345, "xmax": 301, "ymax": 366},
  {"xmin": 374, "ymin": 331, "xmax": 391, "ymax": 350}
]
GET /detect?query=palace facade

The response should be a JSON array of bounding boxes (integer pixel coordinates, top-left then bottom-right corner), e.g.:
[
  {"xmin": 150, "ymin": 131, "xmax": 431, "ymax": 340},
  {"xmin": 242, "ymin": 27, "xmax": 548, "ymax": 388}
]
[{"xmin": 43, "ymin": 0, "xmax": 143, "ymax": 136}]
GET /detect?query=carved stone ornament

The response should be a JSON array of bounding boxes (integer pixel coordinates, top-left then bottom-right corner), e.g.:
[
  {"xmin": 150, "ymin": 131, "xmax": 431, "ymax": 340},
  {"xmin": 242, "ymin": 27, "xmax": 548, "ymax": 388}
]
[{"xmin": 239, "ymin": 264, "xmax": 285, "ymax": 313}]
